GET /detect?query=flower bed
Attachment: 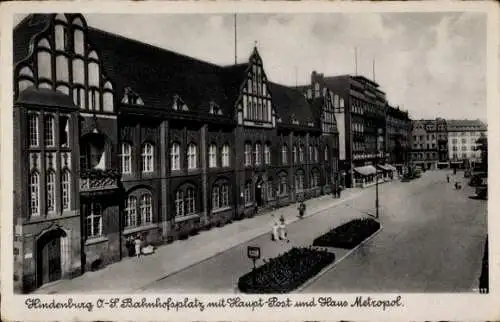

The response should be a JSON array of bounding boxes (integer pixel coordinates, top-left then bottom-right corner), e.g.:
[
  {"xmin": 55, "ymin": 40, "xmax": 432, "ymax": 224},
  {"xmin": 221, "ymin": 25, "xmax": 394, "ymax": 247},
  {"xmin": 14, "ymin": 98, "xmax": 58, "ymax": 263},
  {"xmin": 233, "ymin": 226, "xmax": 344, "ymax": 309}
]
[
  {"xmin": 313, "ymin": 218, "xmax": 380, "ymax": 249},
  {"xmin": 238, "ymin": 247, "xmax": 335, "ymax": 293}
]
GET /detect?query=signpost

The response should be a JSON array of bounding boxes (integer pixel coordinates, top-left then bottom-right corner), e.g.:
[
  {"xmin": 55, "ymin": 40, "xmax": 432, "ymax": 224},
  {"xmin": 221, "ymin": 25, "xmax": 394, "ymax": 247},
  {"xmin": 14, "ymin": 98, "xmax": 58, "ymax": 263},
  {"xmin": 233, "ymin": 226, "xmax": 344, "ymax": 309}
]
[{"xmin": 247, "ymin": 246, "xmax": 261, "ymax": 271}]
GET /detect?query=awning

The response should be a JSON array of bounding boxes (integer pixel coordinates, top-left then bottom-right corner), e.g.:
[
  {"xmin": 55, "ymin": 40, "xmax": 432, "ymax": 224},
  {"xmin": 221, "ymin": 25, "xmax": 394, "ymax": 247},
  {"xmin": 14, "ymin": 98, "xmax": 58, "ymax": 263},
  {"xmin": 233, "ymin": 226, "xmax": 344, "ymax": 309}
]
[
  {"xmin": 385, "ymin": 164, "xmax": 398, "ymax": 171},
  {"xmin": 354, "ymin": 165, "xmax": 377, "ymax": 176},
  {"xmin": 377, "ymin": 164, "xmax": 391, "ymax": 172}
]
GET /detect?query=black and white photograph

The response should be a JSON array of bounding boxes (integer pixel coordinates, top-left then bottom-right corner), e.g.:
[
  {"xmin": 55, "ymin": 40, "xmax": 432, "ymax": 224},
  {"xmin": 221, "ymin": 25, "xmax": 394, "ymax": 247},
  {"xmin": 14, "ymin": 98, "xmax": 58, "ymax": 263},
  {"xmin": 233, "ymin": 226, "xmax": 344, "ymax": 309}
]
[{"xmin": 1, "ymin": 1, "xmax": 499, "ymax": 321}]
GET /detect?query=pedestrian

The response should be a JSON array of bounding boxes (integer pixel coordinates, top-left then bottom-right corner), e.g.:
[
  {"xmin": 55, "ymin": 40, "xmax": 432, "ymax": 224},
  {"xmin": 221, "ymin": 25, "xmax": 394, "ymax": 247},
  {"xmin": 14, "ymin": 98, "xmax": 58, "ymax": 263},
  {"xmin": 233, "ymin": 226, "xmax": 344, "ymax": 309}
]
[
  {"xmin": 134, "ymin": 234, "xmax": 142, "ymax": 259},
  {"xmin": 278, "ymin": 220, "xmax": 287, "ymax": 241},
  {"xmin": 446, "ymin": 174, "xmax": 450, "ymax": 183},
  {"xmin": 338, "ymin": 185, "xmax": 342, "ymax": 198},
  {"xmin": 297, "ymin": 201, "xmax": 306, "ymax": 218},
  {"xmin": 271, "ymin": 222, "xmax": 279, "ymax": 241}
]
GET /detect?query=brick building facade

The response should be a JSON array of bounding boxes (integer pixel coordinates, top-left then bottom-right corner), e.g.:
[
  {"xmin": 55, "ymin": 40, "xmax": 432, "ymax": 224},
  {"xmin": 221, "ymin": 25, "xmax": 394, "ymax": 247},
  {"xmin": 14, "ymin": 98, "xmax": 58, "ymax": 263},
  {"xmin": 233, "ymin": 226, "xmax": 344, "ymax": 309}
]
[{"xmin": 12, "ymin": 14, "xmax": 339, "ymax": 292}]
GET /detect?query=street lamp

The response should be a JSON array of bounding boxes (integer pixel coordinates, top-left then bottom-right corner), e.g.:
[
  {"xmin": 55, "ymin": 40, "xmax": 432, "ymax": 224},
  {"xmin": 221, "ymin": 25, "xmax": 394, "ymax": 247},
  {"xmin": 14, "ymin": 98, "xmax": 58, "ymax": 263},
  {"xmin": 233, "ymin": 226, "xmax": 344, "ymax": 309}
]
[{"xmin": 375, "ymin": 128, "xmax": 383, "ymax": 219}]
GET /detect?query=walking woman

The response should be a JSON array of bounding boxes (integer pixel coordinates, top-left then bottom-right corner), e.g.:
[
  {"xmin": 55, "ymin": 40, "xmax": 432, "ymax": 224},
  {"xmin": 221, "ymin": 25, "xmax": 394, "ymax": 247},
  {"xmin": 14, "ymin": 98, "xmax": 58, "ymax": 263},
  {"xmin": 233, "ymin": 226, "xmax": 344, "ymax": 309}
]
[{"xmin": 134, "ymin": 234, "xmax": 142, "ymax": 259}]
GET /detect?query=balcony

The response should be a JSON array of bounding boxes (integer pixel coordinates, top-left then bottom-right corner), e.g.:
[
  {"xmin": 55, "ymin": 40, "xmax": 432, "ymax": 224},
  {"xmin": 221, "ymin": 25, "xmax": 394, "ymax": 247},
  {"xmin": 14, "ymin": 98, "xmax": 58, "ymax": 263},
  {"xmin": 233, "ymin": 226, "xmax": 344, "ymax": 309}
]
[{"xmin": 79, "ymin": 169, "xmax": 120, "ymax": 194}]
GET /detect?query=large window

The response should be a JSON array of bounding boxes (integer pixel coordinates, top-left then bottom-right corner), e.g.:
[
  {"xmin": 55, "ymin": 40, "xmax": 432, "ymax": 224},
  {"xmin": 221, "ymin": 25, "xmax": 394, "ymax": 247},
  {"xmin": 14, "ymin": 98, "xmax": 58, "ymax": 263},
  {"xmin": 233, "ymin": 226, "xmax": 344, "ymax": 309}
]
[
  {"xmin": 29, "ymin": 171, "xmax": 40, "ymax": 216},
  {"xmin": 278, "ymin": 172, "xmax": 288, "ymax": 195},
  {"xmin": 209, "ymin": 144, "xmax": 217, "ymax": 168},
  {"xmin": 244, "ymin": 143, "xmax": 252, "ymax": 166},
  {"xmin": 244, "ymin": 182, "xmax": 252, "ymax": 205},
  {"xmin": 44, "ymin": 115, "xmax": 55, "ymax": 147},
  {"xmin": 120, "ymin": 142, "xmax": 132, "ymax": 174},
  {"xmin": 212, "ymin": 182, "xmax": 230, "ymax": 210},
  {"xmin": 311, "ymin": 169, "xmax": 320, "ymax": 188},
  {"xmin": 124, "ymin": 195, "xmax": 137, "ymax": 227},
  {"xmin": 187, "ymin": 143, "xmax": 198, "ymax": 169},
  {"xmin": 171, "ymin": 142, "xmax": 180, "ymax": 171},
  {"xmin": 85, "ymin": 202, "xmax": 102, "ymax": 239},
  {"xmin": 28, "ymin": 113, "xmax": 39, "ymax": 147},
  {"xmin": 254, "ymin": 143, "xmax": 261, "ymax": 166},
  {"xmin": 221, "ymin": 144, "xmax": 230, "ymax": 167},
  {"xmin": 281, "ymin": 144, "xmax": 288, "ymax": 165},
  {"xmin": 140, "ymin": 194, "xmax": 152, "ymax": 224},
  {"xmin": 141, "ymin": 143, "xmax": 154, "ymax": 173},
  {"xmin": 46, "ymin": 170, "xmax": 56, "ymax": 212},
  {"xmin": 295, "ymin": 170, "xmax": 304, "ymax": 193},
  {"xmin": 175, "ymin": 186, "xmax": 197, "ymax": 217},
  {"xmin": 61, "ymin": 170, "xmax": 71, "ymax": 211},
  {"xmin": 264, "ymin": 144, "xmax": 271, "ymax": 165}
]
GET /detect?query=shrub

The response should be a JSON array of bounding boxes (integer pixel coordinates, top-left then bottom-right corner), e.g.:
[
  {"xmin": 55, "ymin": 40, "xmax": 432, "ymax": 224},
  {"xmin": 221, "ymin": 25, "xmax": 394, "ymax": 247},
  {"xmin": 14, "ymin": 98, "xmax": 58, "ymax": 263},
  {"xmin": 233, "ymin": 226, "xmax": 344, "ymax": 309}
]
[
  {"xmin": 313, "ymin": 218, "xmax": 380, "ymax": 249},
  {"xmin": 238, "ymin": 247, "xmax": 335, "ymax": 293}
]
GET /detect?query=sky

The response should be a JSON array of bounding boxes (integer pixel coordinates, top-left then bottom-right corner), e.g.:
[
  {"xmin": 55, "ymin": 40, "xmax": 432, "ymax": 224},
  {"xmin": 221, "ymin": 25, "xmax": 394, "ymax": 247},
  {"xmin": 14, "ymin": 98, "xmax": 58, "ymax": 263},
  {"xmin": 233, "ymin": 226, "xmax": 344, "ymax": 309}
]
[{"xmin": 14, "ymin": 12, "xmax": 487, "ymax": 121}]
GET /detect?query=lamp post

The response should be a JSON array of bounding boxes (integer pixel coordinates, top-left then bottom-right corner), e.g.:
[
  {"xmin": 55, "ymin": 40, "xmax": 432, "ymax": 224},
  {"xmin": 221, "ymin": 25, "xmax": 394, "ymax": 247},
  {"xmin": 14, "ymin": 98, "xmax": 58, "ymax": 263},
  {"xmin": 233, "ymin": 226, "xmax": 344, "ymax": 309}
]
[{"xmin": 375, "ymin": 128, "xmax": 383, "ymax": 219}]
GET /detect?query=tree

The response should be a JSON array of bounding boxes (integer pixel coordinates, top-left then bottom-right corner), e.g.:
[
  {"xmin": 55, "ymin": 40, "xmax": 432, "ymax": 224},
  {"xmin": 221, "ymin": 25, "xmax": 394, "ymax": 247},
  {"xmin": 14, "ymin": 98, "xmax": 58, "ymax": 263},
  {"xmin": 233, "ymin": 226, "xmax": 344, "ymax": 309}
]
[{"xmin": 476, "ymin": 133, "xmax": 488, "ymax": 172}]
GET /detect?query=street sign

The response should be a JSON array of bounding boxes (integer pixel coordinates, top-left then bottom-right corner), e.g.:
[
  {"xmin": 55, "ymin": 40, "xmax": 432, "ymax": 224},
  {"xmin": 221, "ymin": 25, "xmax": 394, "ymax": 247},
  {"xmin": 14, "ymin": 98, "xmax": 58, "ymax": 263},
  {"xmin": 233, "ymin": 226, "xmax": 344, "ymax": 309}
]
[{"xmin": 247, "ymin": 246, "xmax": 261, "ymax": 260}]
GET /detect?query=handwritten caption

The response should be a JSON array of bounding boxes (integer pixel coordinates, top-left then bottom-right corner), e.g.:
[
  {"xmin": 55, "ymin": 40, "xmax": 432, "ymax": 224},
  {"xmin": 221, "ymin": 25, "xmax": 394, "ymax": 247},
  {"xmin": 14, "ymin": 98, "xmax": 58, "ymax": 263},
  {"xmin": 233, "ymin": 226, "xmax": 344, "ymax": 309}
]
[{"xmin": 25, "ymin": 295, "xmax": 404, "ymax": 312}]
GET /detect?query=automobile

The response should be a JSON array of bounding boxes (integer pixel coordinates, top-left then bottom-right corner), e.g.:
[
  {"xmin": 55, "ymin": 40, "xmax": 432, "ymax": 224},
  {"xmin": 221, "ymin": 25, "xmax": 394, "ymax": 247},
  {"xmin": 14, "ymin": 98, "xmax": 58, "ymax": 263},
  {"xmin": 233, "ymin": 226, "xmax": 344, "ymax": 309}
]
[{"xmin": 469, "ymin": 172, "xmax": 487, "ymax": 187}]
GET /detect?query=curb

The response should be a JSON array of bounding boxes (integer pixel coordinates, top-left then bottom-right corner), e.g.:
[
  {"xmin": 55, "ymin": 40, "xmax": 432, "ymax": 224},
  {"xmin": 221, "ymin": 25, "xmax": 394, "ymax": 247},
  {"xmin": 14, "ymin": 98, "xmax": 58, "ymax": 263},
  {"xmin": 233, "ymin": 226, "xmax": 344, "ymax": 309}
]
[
  {"xmin": 136, "ymin": 190, "xmax": 367, "ymax": 292},
  {"xmin": 233, "ymin": 225, "xmax": 384, "ymax": 295},
  {"xmin": 294, "ymin": 225, "xmax": 384, "ymax": 293}
]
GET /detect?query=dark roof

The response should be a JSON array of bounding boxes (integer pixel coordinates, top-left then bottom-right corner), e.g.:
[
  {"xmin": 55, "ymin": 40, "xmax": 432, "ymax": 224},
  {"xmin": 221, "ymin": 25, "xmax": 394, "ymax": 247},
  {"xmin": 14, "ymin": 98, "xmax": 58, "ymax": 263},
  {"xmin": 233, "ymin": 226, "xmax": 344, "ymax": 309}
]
[
  {"xmin": 87, "ymin": 27, "xmax": 246, "ymax": 117},
  {"xmin": 13, "ymin": 14, "xmax": 52, "ymax": 64},
  {"xmin": 447, "ymin": 119, "xmax": 487, "ymax": 131},
  {"xmin": 17, "ymin": 86, "xmax": 78, "ymax": 109},
  {"xmin": 268, "ymin": 82, "xmax": 315, "ymax": 125}
]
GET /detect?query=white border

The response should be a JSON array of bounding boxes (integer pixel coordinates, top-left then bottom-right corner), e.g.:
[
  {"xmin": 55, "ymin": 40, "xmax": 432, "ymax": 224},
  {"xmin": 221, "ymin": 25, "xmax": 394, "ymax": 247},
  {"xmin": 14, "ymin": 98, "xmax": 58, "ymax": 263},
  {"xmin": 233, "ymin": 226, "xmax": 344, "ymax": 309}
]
[{"xmin": 1, "ymin": 1, "xmax": 499, "ymax": 321}]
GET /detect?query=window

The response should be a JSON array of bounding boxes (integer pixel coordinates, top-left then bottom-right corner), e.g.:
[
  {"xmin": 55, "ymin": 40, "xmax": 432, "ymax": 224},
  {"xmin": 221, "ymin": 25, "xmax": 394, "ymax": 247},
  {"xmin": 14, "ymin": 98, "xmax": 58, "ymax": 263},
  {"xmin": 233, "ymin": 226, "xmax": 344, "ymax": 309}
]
[
  {"xmin": 209, "ymin": 144, "xmax": 217, "ymax": 168},
  {"xmin": 264, "ymin": 144, "xmax": 271, "ymax": 165},
  {"xmin": 278, "ymin": 173, "xmax": 288, "ymax": 195},
  {"xmin": 85, "ymin": 202, "xmax": 102, "ymax": 239},
  {"xmin": 462, "ymin": 139, "xmax": 467, "ymax": 144},
  {"xmin": 462, "ymin": 146, "xmax": 467, "ymax": 151},
  {"xmin": 311, "ymin": 170, "xmax": 320, "ymax": 188},
  {"xmin": 221, "ymin": 184, "xmax": 229, "ymax": 207},
  {"xmin": 282, "ymin": 145, "xmax": 288, "ymax": 165},
  {"xmin": 140, "ymin": 194, "xmax": 152, "ymax": 224},
  {"xmin": 46, "ymin": 170, "xmax": 56, "ymax": 212},
  {"xmin": 295, "ymin": 171, "xmax": 304, "ymax": 192},
  {"xmin": 221, "ymin": 144, "xmax": 230, "ymax": 167},
  {"xmin": 186, "ymin": 188, "xmax": 196, "ymax": 214},
  {"xmin": 212, "ymin": 183, "xmax": 230, "ymax": 210},
  {"xmin": 44, "ymin": 115, "xmax": 55, "ymax": 147},
  {"xmin": 314, "ymin": 146, "xmax": 319, "ymax": 162},
  {"xmin": 120, "ymin": 143, "xmax": 132, "ymax": 174},
  {"xmin": 170, "ymin": 142, "xmax": 180, "ymax": 171},
  {"xmin": 293, "ymin": 146, "xmax": 297, "ymax": 163},
  {"xmin": 59, "ymin": 116, "xmax": 69, "ymax": 147},
  {"xmin": 309, "ymin": 145, "xmax": 313, "ymax": 162},
  {"xmin": 61, "ymin": 170, "xmax": 71, "ymax": 211},
  {"xmin": 175, "ymin": 190, "xmax": 184, "ymax": 217},
  {"xmin": 28, "ymin": 114, "xmax": 39, "ymax": 147},
  {"xmin": 299, "ymin": 145, "xmax": 304, "ymax": 162},
  {"xmin": 266, "ymin": 180, "xmax": 274, "ymax": 200},
  {"xmin": 212, "ymin": 186, "xmax": 220, "ymax": 210},
  {"xmin": 244, "ymin": 182, "xmax": 252, "ymax": 204},
  {"xmin": 124, "ymin": 195, "xmax": 137, "ymax": 227},
  {"xmin": 141, "ymin": 143, "xmax": 154, "ymax": 173},
  {"xmin": 254, "ymin": 143, "xmax": 261, "ymax": 166},
  {"xmin": 29, "ymin": 172, "xmax": 40, "ymax": 216},
  {"xmin": 324, "ymin": 147, "xmax": 328, "ymax": 161},
  {"xmin": 187, "ymin": 143, "xmax": 198, "ymax": 169},
  {"xmin": 452, "ymin": 139, "xmax": 457, "ymax": 144},
  {"xmin": 244, "ymin": 143, "xmax": 252, "ymax": 166}
]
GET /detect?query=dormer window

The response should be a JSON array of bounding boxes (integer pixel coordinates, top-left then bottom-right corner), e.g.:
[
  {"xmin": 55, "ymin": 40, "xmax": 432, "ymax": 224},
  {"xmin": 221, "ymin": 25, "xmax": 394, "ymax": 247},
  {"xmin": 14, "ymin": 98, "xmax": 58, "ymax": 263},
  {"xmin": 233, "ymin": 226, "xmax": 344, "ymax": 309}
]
[
  {"xmin": 173, "ymin": 95, "xmax": 189, "ymax": 111},
  {"xmin": 122, "ymin": 87, "xmax": 144, "ymax": 105},
  {"xmin": 209, "ymin": 101, "xmax": 222, "ymax": 115}
]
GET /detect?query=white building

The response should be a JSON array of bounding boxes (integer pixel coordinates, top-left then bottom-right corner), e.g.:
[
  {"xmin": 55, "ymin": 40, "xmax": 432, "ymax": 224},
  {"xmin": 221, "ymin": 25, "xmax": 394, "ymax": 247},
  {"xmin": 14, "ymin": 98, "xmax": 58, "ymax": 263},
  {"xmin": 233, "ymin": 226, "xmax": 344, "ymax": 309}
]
[{"xmin": 447, "ymin": 120, "xmax": 487, "ymax": 166}]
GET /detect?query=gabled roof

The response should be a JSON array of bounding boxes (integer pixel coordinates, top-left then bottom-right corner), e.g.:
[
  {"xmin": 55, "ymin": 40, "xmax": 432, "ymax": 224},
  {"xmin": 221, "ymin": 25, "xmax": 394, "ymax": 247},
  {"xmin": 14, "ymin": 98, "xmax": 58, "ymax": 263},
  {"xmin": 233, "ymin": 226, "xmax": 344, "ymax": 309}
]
[
  {"xmin": 13, "ymin": 14, "xmax": 52, "ymax": 64},
  {"xmin": 268, "ymin": 82, "xmax": 315, "ymax": 126}
]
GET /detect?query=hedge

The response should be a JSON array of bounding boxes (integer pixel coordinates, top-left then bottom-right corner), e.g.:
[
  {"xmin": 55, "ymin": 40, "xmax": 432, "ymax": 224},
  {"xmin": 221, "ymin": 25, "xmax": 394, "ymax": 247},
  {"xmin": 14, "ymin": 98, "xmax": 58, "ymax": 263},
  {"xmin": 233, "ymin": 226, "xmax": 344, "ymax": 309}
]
[{"xmin": 312, "ymin": 218, "xmax": 380, "ymax": 249}]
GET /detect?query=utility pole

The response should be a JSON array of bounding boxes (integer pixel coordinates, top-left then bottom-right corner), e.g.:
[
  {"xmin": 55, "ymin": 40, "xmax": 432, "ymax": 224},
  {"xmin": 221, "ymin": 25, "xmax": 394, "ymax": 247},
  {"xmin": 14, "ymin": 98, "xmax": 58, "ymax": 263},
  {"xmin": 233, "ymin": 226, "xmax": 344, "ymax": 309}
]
[
  {"xmin": 234, "ymin": 13, "xmax": 237, "ymax": 64},
  {"xmin": 375, "ymin": 128, "xmax": 383, "ymax": 219}
]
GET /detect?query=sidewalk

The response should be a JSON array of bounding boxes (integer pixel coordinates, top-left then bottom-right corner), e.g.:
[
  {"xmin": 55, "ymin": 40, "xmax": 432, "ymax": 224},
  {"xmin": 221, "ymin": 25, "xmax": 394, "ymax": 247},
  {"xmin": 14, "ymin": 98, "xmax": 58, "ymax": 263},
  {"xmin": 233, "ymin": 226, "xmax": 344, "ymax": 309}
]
[{"xmin": 35, "ymin": 187, "xmax": 369, "ymax": 294}]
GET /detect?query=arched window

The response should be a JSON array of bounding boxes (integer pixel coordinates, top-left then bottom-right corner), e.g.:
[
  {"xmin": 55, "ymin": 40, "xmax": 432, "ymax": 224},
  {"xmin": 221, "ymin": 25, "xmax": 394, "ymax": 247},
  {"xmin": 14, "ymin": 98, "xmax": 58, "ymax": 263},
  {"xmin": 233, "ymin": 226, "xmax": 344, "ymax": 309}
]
[
  {"xmin": 140, "ymin": 194, "xmax": 152, "ymax": 224},
  {"xmin": 19, "ymin": 79, "xmax": 34, "ymax": 93},
  {"xmin": 29, "ymin": 171, "xmax": 40, "ymax": 216},
  {"xmin": 73, "ymin": 29, "xmax": 84, "ymax": 55},
  {"xmin": 292, "ymin": 145, "xmax": 297, "ymax": 163},
  {"xmin": 212, "ymin": 182, "xmax": 230, "ymax": 211},
  {"xmin": 186, "ymin": 187, "xmax": 196, "ymax": 214},
  {"xmin": 254, "ymin": 143, "xmax": 261, "ymax": 166},
  {"xmin": 88, "ymin": 58, "xmax": 100, "ymax": 87},
  {"xmin": 264, "ymin": 143, "xmax": 271, "ymax": 165},
  {"xmin": 37, "ymin": 51, "xmax": 52, "ymax": 82},
  {"xmin": 56, "ymin": 84, "xmax": 70, "ymax": 95},
  {"xmin": 141, "ymin": 143, "xmax": 154, "ymax": 173},
  {"xmin": 120, "ymin": 142, "xmax": 132, "ymax": 174},
  {"xmin": 209, "ymin": 144, "xmax": 217, "ymax": 168},
  {"xmin": 28, "ymin": 113, "xmax": 39, "ymax": 147},
  {"xmin": 221, "ymin": 183, "xmax": 229, "ymax": 207},
  {"xmin": 124, "ymin": 195, "xmax": 137, "ymax": 227},
  {"xmin": 175, "ymin": 190, "xmax": 184, "ymax": 217},
  {"xmin": 55, "ymin": 55, "xmax": 69, "ymax": 83},
  {"xmin": 72, "ymin": 59, "xmax": 85, "ymax": 85},
  {"xmin": 46, "ymin": 170, "xmax": 56, "ymax": 212},
  {"xmin": 221, "ymin": 144, "xmax": 230, "ymax": 167},
  {"xmin": 170, "ymin": 142, "xmax": 180, "ymax": 171},
  {"xmin": 281, "ymin": 144, "xmax": 288, "ymax": 165},
  {"xmin": 187, "ymin": 143, "xmax": 198, "ymax": 169},
  {"xmin": 103, "ymin": 81, "xmax": 114, "ymax": 112},
  {"xmin": 244, "ymin": 143, "xmax": 252, "ymax": 166},
  {"xmin": 299, "ymin": 145, "xmax": 305, "ymax": 162},
  {"xmin": 61, "ymin": 170, "xmax": 71, "ymax": 210},
  {"xmin": 314, "ymin": 146, "xmax": 319, "ymax": 162},
  {"xmin": 212, "ymin": 186, "xmax": 220, "ymax": 210},
  {"xmin": 44, "ymin": 115, "xmax": 55, "ymax": 147},
  {"xmin": 54, "ymin": 24, "xmax": 67, "ymax": 51},
  {"xmin": 309, "ymin": 145, "xmax": 313, "ymax": 162}
]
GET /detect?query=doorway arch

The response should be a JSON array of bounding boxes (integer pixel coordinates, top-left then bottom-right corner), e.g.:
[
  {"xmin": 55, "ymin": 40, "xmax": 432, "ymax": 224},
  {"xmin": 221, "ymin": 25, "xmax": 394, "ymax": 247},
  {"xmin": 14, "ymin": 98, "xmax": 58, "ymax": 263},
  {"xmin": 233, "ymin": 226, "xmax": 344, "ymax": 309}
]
[{"xmin": 36, "ymin": 228, "xmax": 67, "ymax": 287}]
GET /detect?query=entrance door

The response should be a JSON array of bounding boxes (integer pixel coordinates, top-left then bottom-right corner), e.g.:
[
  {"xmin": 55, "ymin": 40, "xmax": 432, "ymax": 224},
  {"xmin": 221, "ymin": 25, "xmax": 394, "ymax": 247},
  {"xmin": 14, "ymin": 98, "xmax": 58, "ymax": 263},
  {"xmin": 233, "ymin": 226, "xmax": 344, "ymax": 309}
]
[
  {"xmin": 37, "ymin": 229, "xmax": 64, "ymax": 287},
  {"xmin": 255, "ymin": 182, "xmax": 263, "ymax": 206}
]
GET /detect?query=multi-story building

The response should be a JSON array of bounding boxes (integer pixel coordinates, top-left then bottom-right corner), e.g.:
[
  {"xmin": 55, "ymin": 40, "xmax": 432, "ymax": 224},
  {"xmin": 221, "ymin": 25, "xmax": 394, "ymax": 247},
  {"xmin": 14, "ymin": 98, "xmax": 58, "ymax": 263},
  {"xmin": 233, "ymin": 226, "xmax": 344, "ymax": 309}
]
[
  {"xmin": 410, "ymin": 119, "xmax": 440, "ymax": 170},
  {"xmin": 447, "ymin": 119, "xmax": 487, "ymax": 168},
  {"xmin": 436, "ymin": 118, "xmax": 449, "ymax": 168},
  {"xmin": 298, "ymin": 72, "xmax": 408, "ymax": 188},
  {"xmin": 385, "ymin": 104, "xmax": 411, "ymax": 174},
  {"xmin": 12, "ymin": 14, "xmax": 339, "ymax": 292}
]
